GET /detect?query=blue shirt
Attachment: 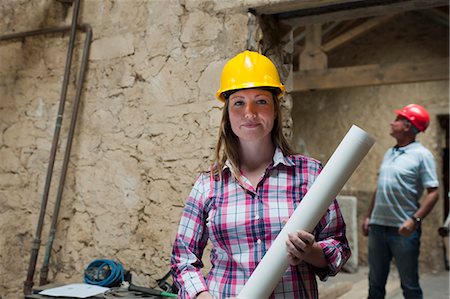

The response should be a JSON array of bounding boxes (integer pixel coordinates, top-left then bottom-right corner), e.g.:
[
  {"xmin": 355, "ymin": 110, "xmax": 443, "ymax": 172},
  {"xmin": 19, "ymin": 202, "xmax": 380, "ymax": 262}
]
[{"xmin": 370, "ymin": 141, "xmax": 439, "ymax": 227}]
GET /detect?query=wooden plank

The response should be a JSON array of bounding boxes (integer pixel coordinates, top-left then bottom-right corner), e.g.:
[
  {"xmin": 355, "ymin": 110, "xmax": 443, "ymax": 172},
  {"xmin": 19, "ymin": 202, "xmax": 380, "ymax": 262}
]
[
  {"xmin": 291, "ymin": 58, "xmax": 449, "ymax": 92},
  {"xmin": 322, "ymin": 15, "xmax": 397, "ymax": 52},
  {"xmin": 253, "ymin": 0, "xmax": 358, "ymax": 15},
  {"xmin": 278, "ymin": 0, "xmax": 449, "ymax": 27},
  {"xmin": 300, "ymin": 24, "xmax": 328, "ymax": 70}
]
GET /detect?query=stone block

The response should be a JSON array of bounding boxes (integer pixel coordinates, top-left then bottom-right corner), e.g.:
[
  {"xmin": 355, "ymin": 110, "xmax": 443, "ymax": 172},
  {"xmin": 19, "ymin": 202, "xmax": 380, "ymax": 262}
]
[{"xmin": 337, "ymin": 195, "xmax": 358, "ymax": 272}]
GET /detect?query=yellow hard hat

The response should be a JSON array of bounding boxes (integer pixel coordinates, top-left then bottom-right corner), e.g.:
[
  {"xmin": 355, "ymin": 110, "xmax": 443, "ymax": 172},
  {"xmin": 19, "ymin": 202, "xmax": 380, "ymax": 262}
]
[{"xmin": 216, "ymin": 50, "xmax": 286, "ymax": 102}]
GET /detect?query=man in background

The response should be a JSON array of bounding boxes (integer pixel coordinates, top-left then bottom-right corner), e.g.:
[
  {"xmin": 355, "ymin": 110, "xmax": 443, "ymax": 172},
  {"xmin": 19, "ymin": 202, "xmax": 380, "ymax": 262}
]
[{"xmin": 362, "ymin": 104, "xmax": 439, "ymax": 299}]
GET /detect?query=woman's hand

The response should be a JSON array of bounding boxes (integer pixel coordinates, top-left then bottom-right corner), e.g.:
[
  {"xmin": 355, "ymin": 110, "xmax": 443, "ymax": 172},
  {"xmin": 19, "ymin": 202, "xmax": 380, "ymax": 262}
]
[
  {"xmin": 285, "ymin": 230, "xmax": 315, "ymax": 266},
  {"xmin": 197, "ymin": 292, "xmax": 238, "ymax": 299},
  {"xmin": 197, "ymin": 291, "xmax": 214, "ymax": 299}
]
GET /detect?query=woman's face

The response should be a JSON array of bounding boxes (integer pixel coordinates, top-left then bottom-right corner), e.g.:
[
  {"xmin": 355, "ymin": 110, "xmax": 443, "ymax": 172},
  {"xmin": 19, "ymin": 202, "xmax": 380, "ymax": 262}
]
[{"xmin": 228, "ymin": 88, "xmax": 277, "ymax": 143}]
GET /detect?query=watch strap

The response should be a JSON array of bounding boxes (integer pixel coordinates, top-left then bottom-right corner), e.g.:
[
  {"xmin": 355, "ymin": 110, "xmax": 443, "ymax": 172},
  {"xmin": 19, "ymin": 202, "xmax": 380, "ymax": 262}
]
[{"xmin": 411, "ymin": 215, "xmax": 422, "ymax": 227}]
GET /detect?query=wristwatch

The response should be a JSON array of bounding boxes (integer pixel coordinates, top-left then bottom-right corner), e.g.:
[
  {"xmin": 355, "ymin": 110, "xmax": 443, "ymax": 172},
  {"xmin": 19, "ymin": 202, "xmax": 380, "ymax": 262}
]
[{"xmin": 411, "ymin": 215, "xmax": 422, "ymax": 228}]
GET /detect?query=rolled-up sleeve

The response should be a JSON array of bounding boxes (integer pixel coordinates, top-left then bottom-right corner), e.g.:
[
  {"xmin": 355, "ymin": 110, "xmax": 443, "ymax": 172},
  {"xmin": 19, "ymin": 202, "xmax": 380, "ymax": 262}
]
[
  {"xmin": 314, "ymin": 198, "xmax": 351, "ymax": 280},
  {"xmin": 171, "ymin": 174, "xmax": 211, "ymax": 299}
]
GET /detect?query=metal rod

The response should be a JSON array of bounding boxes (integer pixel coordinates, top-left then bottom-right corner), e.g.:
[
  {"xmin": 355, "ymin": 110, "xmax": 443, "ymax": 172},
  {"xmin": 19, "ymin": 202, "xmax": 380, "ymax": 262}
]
[
  {"xmin": 25, "ymin": 0, "xmax": 80, "ymax": 286},
  {"xmin": 0, "ymin": 0, "xmax": 87, "ymax": 294},
  {"xmin": 39, "ymin": 24, "xmax": 92, "ymax": 286},
  {"xmin": 37, "ymin": 0, "xmax": 82, "ymax": 286},
  {"xmin": 0, "ymin": 23, "xmax": 92, "ymax": 295},
  {"xmin": 0, "ymin": 26, "xmax": 71, "ymax": 41}
]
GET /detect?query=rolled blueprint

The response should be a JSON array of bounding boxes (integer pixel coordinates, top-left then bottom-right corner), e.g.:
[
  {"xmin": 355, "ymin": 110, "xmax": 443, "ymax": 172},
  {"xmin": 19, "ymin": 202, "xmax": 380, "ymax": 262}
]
[{"xmin": 238, "ymin": 125, "xmax": 375, "ymax": 299}]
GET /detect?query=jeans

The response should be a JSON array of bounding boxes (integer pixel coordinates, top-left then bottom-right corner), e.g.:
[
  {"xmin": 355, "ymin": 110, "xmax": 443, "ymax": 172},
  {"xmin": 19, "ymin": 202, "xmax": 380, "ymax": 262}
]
[{"xmin": 368, "ymin": 224, "xmax": 422, "ymax": 299}]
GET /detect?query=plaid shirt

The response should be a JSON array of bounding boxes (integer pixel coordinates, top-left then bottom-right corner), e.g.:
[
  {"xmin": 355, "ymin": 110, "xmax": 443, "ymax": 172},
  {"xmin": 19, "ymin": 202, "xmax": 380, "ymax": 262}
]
[{"xmin": 171, "ymin": 147, "xmax": 350, "ymax": 299}]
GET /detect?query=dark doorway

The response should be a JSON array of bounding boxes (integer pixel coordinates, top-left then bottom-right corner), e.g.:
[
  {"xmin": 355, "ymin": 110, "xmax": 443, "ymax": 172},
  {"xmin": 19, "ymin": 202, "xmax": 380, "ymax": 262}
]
[{"xmin": 438, "ymin": 115, "xmax": 449, "ymax": 222}]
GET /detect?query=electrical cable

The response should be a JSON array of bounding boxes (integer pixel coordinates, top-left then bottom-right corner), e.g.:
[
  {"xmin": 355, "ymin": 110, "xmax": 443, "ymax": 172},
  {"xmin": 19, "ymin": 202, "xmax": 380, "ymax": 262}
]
[
  {"xmin": 128, "ymin": 283, "xmax": 178, "ymax": 298},
  {"xmin": 84, "ymin": 259, "xmax": 124, "ymax": 288},
  {"xmin": 85, "ymin": 259, "xmax": 178, "ymax": 298}
]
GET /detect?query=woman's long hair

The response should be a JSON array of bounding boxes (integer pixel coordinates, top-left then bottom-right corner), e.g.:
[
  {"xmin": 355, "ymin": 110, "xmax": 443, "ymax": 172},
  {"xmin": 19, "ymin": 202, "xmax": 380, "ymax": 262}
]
[{"xmin": 212, "ymin": 89, "xmax": 294, "ymax": 180}]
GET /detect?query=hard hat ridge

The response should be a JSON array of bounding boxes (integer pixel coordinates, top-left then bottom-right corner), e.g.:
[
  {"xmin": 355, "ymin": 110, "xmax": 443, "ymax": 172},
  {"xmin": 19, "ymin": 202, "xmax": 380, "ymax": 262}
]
[
  {"xmin": 216, "ymin": 50, "xmax": 285, "ymax": 102},
  {"xmin": 395, "ymin": 103, "xmax": 430, "ymax": 132}
]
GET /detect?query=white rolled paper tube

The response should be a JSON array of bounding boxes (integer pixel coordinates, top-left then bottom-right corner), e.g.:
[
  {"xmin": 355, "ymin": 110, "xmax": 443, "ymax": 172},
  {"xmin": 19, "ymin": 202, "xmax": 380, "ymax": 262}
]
[{"xmin": 238, "ymin": 125, "xmax": 375, "ymax": 299}]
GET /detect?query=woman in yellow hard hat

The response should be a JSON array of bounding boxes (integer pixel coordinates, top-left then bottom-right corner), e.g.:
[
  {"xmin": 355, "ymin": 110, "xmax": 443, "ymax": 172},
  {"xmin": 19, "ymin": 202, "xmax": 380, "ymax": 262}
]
[{"xmin": 171, "ymin": 50, "xmax": 350, "ymax": 299}]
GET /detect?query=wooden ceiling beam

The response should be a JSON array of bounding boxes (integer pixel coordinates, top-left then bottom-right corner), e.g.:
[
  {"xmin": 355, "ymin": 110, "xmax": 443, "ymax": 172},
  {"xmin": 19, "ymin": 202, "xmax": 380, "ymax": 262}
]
[
  {"xmin": 253, "ymin": 0, "xmax": 358, "ymax": 15},
  {"xmin": 278, "ymin": 0, "xmax": 449, "ymax": 27},
  {"xmin": 291, "ymin": 58, "xmax": 449, "ymax": 92},
  {"xmin": 322, "ymin": 14, "xmax": 397, "ymax": 52},
  {"xmin": 300, "ymin": 24, "xmax": 328, "ymax": 70}
]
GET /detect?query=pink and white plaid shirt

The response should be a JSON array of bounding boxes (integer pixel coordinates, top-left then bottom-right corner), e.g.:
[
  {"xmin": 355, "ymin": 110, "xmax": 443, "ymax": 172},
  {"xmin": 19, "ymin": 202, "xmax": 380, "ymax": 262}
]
[{"xmin": 171, "ymin": 148, "xmax": 350, "ymax": 298}]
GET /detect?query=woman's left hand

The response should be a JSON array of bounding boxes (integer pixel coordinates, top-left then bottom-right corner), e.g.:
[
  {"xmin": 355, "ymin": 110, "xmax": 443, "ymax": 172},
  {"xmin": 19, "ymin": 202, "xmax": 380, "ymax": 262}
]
[{"xmin": 285, "ymin": 230, "xmax": 315, "ymax": 266}]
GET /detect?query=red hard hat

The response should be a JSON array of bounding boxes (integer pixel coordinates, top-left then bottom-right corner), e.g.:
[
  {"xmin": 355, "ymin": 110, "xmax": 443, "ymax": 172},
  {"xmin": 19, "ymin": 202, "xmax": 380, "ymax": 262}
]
[{"xmin": 395, "ymin": 104, "xmax": 430, "ymax": 132}]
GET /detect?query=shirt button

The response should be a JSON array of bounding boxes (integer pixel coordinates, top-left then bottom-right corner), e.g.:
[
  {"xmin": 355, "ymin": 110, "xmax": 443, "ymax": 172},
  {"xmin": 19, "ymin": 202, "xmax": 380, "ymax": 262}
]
[
  {"xmin": 255, "ymin": 214, "xmax": 260, "ymax": 220},
  {"xmin": 257, "ymin": 239, "xmax": 262, "ymax": 244}
]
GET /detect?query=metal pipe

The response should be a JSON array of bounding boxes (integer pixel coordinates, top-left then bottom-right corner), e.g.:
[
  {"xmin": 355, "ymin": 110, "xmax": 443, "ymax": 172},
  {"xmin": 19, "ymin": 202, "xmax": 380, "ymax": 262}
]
[
  {"xmin": 39, "ymin": 23, "xmax": 92, "ymax": 286},
  {"xmin": 36, "ymin": 0, "xmax": 82, "ymax": 287},
  {"xmin": 0, "ymin": 24, "xmax": 92, "ymax": 42},
  {"xmin": 24, "ymin": 0, "xmax": 81, "ymax": 291},
  {"xmin": 0, "ymin": 0, "xmax": 89, "ymax": 294}
]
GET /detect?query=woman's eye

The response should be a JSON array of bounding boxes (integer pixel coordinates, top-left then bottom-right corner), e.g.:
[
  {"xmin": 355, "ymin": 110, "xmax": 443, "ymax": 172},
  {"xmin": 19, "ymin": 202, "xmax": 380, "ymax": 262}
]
[
  {"xmin": 233, "ymin": 100, "xmax": 244, "ymax": 106},
  {"xmin": 256, "ymin": 98, "xmax": 268, "ymax": 104}
]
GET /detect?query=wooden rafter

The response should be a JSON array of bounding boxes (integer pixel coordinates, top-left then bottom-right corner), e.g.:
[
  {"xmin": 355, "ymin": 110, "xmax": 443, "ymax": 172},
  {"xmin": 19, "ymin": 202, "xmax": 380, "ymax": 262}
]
[
  {"xmin": 291, "ymin": 58, "xmax": 449, "ymax": 92},
  {"xmin": 254, "ymin": 0, "xmax": 359, "ymax": 15},
  {"xmin": 300, "ymin": 24, "xmax": 327, "ymax": 70},
  {"xmin": 262, "ymin": 0, "xmax": 449, "ymax": 26},
  {"xmin": 252, "ymin": 1, "xmax": 449, "ymax": 91},
  {"xmin": 322, "ymin": 14, "xmax": 397, "ymax": 52}
]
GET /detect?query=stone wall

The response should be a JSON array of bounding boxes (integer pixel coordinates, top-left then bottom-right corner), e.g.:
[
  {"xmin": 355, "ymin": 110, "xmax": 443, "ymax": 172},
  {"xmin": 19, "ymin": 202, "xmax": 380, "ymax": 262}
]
[
  {"xmin": 0, "ymin": 0, "xmax": 292, "ymax": 296},
  {"xmin": 0, "ymin": 1, "xmax": 448, "ymax": 298},
  {"xmin": 292, "ymin": 11, "xmax": 449, "ymax": 272}
]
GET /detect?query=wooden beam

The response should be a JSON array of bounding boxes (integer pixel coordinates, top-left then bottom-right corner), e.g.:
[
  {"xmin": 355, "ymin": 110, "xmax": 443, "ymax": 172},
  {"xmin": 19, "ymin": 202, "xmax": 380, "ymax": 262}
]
[
  {"xmin": 279, "ymin": 0, "xmax": 449, "ymax": 27},
  {"xmin": 300, "ymin": 24, "xmax": 328, "ymax": 70},
  {"xmin": 322, "ymin": 15, "xmax": 397, "ymax": 52},
  {"xmin": 253, "ymin": 0, "xmax": 358, "ymax": 15},
  {"xmin": 291, "ymin": 58, "xmax": 449, "ymax": 92},
  {"xmin": 419, "ymin": 8, "xmax": 450, "ymax": 27}
]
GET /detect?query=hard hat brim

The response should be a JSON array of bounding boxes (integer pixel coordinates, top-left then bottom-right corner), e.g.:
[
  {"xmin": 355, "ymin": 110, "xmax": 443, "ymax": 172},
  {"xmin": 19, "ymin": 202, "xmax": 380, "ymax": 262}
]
[{"xmin": 216, "ymin": 84, "xmax": 286, "ymax": 102}]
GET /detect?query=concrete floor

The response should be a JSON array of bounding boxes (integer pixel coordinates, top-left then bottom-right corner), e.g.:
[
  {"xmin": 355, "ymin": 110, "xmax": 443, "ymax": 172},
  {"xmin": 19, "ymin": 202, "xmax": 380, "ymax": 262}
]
[{"xmin": 318, "ymin": 266, "xmax": 449, "ymax": 299}]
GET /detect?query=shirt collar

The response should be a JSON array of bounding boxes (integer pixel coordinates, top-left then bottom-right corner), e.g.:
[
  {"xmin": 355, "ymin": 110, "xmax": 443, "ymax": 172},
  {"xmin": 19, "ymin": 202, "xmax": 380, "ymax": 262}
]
[
  {"xmin": 272, "ymin": 146, "xmax": 296, "ymax": 168},
  {"xmin": 223, "ymin": 146, "xmax": 295, "ymax": 171},
  {"xmin": 392, "ymin": 141, "xmax": 419, "ymax": 153},
  {"xmin": 224, "ymin": 159, "xmax": 232, "ymax": 170}
]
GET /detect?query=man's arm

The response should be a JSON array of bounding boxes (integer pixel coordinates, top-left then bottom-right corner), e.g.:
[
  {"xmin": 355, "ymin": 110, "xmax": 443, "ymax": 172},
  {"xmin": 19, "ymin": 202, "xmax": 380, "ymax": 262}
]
[
  {"xmin": 398, "ymin": 187, "xmax": 439, "ymax": 236},
  {"xmin": 415, "ymin": 187, "xmax": 439, "ymax": 219},
  {"xmin": 361, "ymin": 190, "xmax": 377, "ymax": 236}
]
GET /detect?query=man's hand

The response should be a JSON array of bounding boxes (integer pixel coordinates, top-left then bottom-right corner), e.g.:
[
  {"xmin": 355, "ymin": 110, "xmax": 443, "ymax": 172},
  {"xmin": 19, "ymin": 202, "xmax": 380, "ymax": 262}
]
[
  {"xmin": 398, "ymin": 218, "xmax": 416, "ymax": 236},
  {"xmin": 361, "ymin": 217, "xmax": 370, "ymax": 236}
]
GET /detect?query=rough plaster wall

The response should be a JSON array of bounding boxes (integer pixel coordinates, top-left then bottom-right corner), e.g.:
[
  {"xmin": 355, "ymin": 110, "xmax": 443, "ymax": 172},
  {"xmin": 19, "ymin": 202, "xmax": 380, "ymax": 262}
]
[
  {"xmin": 292, "ymin": 12, "xmax": 449, "ymax": 271},
  {"xmin": 0, "ymin": 0, "xmax": 294, "ymax": 297}
]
